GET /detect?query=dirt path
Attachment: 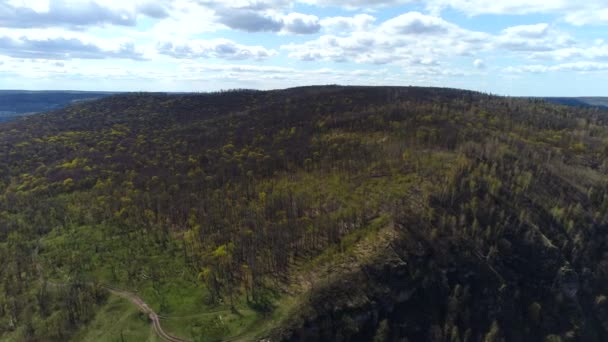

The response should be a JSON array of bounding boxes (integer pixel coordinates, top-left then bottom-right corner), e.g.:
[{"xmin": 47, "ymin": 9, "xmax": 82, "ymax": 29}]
[
  {"xmin": 41, "ymin": 276, "xmax": 191, "ymax": 342},
  {"xmin": 34, "ymin": 247, "xmax": 192, "ymax": 342},
  {"xmin": 101, "ymin": 285, "xmax": 191, "ymax": 342}
]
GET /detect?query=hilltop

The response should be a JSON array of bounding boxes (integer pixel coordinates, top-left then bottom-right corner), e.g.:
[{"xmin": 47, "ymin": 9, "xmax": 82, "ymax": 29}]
[{"xmin": 0, "ymin": 86, "xmax": 607, "ymax": 341}]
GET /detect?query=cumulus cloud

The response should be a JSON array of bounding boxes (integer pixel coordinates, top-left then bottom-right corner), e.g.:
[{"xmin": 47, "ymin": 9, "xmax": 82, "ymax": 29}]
[
  {"xmin": 216, "ymin": 10, "xmax": 320, "ymax": 34},
  {"xmin": 0, "ymin": 0, "xmax": 133, "ymax": 28},
  {"xmin": 564, "ymin": 8, "xmax": 608, "ymax": 26},
  {"xmin": 494, "ymin": 23, "xmax": 574, "ymax": 52},
  {"xmin": 501, "ymin": 23, "xmax": 550, "ymax": 39},
  {"xmin": 0, "ymin": 0, "xmax": 169, "ymax": 29},
  {"xmin": 301, "ymin": 0, "xmax": 416, "ymax": 9},
  {"xmin": 0, "ymin": 0, "xmax": 606, "ymax": 90},
  {"xmin": 182, "ymin": 63, "xmax": 296, "ymax": 74},
  {"xmin": 0, "ymin": 35, "xmax": 144, "ymax": 60},
  {"xmin": 157, "ymin": 39, "xmax": 277, "ymax": 60},
  {"xmin": 320, "ymin": 14, "xmax": 376, "ymax": 34},
  {"xmin": 201, "ymin": 1, "xmax": 320, "ymax": 34},
  {"xmin": 530, "ymin": 44, "xmax": 608, "ymax": 62},
  {"xmin": 136, "ymin": 2, "xmax": 170, "ymax": 19},
  {"xmin": 283, "ymin": 11, "xmax": 584, "ymax": 74},
  {"xmin": 283, "ymin": 12, "xmax": 491, "ymax": 66},
  {"xmin": 505, "ymin": 62, "xmax": 608, "ymax": 73},
  {"xmin": 225, "ymin": 0, "xmax": 608, "ymax": 27},
  {"xmin": 282, "ymin": 13, "xmax": 321, "ymax": 34},
  {"xmin": 425, "ymin": 0, "xmax": 608, "ymax": 26},
  {"xmin": 147, "ymin": 0, "xmax": 219, "ymax": 36},
  {"xmin": 381, "ymin": 12, "xmax": 453, "ymax": 35},
  {"xmin": 214, "ymin": 7, "xmax": 284, "ymax": 32}
]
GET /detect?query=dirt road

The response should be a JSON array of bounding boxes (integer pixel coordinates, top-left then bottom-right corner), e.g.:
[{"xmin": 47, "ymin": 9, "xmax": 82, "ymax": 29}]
[{"xmin": 102, "ymin": 285, "xmax": 191, "ymax": 342}]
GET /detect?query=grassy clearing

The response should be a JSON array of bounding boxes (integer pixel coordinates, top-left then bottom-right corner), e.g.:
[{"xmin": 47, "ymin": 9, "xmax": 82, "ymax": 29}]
[{"xmin": 71, "ymin": 295, "xmax": 159, "ymax": 342}]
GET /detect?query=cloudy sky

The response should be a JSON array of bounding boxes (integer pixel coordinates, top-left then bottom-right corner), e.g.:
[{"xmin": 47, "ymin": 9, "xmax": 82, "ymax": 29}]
[{"xmin": 0, "ymin": 0, "xmax": 607, "ymax": 95}]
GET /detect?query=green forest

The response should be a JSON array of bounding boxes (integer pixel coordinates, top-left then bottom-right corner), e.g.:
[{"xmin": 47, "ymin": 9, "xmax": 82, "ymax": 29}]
[{"xmin": 0, "ymin": 86, "xmax": 607, "ymax": 341}]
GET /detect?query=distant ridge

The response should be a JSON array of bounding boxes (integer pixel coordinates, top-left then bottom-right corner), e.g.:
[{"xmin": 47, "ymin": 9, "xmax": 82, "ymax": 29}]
[
  {"xmin": 0, "ymin": 90, "xmax": 119, "ymax": 122},
  {"xmin": 543, "ymin": 97, "xmax": 608, "ymax": 108},
  {"xmin": 2, "ymin": 89, "xmax": 607, "ymax": 124}
]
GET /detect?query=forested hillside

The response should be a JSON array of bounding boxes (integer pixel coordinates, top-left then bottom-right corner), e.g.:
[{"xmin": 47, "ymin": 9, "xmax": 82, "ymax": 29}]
[{"xmin": 0, "ymin": 86, "xmax": 607, "ymax": 341}]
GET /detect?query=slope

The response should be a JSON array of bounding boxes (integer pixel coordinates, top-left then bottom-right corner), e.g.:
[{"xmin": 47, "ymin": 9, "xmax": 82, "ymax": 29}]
[{"xmin": 0, "ymin": 86, "xmax": 607, "ymax": 341}]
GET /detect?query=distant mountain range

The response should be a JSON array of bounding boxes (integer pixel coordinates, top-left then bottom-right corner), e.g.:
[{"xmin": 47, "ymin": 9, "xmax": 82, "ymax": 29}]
[
  {"xmin": 0, "ymin": 90, "xmax": 117, "ymax": 122},
  {"xmin": 543, "ymin": 97, "xmax": 608, "ymax": 108}
]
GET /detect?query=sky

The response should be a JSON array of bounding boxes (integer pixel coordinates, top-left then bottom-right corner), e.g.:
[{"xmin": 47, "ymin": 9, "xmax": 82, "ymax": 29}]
[{"xmin": 0, "ymin": 0, "xmax": 607, "ymax": 95}]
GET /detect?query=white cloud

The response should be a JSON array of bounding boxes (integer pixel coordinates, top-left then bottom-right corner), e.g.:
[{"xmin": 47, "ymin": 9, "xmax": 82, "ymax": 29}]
[
  {"xmin": 320, "ymin": 14, "xmax": 376, "ymax": 34},
  {"xmin": 284, "ymin": 11, "xmax": 587, "ymax": 76},
  {"xmin": 473, "ymin": 59, "xmax": 485, "ymax": 69},
  {"xmin": 530, "ymin": 44, "xmax": 608, "ymax": 62},
  {"xmin": 300, "ymin": 0, "xmax": 416, "ymax": 9},
  {"xmin": 136, "ymin": 1, "xmax": 170, "ymax": 19},
  {"xmin": 0, "ymin": 57, "xmax": 404, "ymax": 91},
  {"xmin": 494, "ymin": 23, "xmax": 574, "ymax": 52},
  {"xmin": 213, "ymin": 7, "xmax": 284, "ymax": 32},
  {"xmin": 0, "ymin": 0, "xmax": 170, "ymax": 29},
  {"xmin": 214, "ymin": 9, "xmax": 320, "ymax": 34},
  {"xmin": 0, "ymin": 34, "xmax": 144, "ymax": 60},
  {"xmin": 197, "ymin": 1, "xmax": 320, "ymax": 34},
  {"xmin": 157, "ymin": 39, "xmax": 277, "ymax": 60},
  {"xmin": 501, "ymin": 23, "xmax": 550, "ymax": 39},
  {"xmin": 563, "ymin": 7, "xmax": 608, "ymax": 26},
  {"xmin": 282, "ymin": 13, "xmax": 321, "ymax": 34},
  {"xmin": 0, "ymin": 0, "xmax": 607, "ymax": 93},
  {"xmin": 426, "ymin": 0, "xmax": 608, "ymax": 26},
  {"xmin": 0, "ymin": 57, "xmax": 140, "ymax": 80},
  {"xmin": 505, "ymin": 61, "xmax": 608, "ymax": 74},
  {"xmin": 381, "ymin": 12, "xmax": 454, "ymax": 35},
  {"xmin": 148, "ymin": 0, "xmax": 219, "ymax": 37},
  {"xmin": 283, "ymin": 12, "xmax": 491, "ymax": 67}
]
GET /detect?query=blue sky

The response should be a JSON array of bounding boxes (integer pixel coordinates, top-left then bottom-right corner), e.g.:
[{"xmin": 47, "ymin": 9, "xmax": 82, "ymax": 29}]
[{"xmin": 0, "ymin": 0, "xmax": 607, "ymax": 96}]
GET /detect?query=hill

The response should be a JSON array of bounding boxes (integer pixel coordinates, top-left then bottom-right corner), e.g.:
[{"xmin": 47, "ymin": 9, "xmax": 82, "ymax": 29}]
[
  {"xmin": 0, "ymin": 90, "xmax": 116, "ymax": 122},
  {"xmin": 0, "ymin": 86, "xmax": 607, "ymax": 341}
]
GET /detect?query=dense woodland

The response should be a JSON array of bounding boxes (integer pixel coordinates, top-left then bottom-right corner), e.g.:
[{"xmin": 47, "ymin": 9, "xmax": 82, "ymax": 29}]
[{"xmin": 0, "ymin": 86, "xmax": 607, "ymax": 341}]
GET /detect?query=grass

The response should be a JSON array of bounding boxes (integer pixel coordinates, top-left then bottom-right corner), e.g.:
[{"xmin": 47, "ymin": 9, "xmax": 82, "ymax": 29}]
[
  {"xmin": 161, "ymin": 306, "xmax": 262, "ymax": 342},
  {"xmin": 71, "ymin": 290, "xmax": 284, "ymax": 342},
  {"xmin": 39, "ymin": 226, "xmax": 254, "ymax": 341},
  {"xmin": 304, "ymin": 213, "xmax": 391, "ymax": 272},
  {"xmin": 71, "ymin": 295, "xmax": 159, "ymax": 342}
]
